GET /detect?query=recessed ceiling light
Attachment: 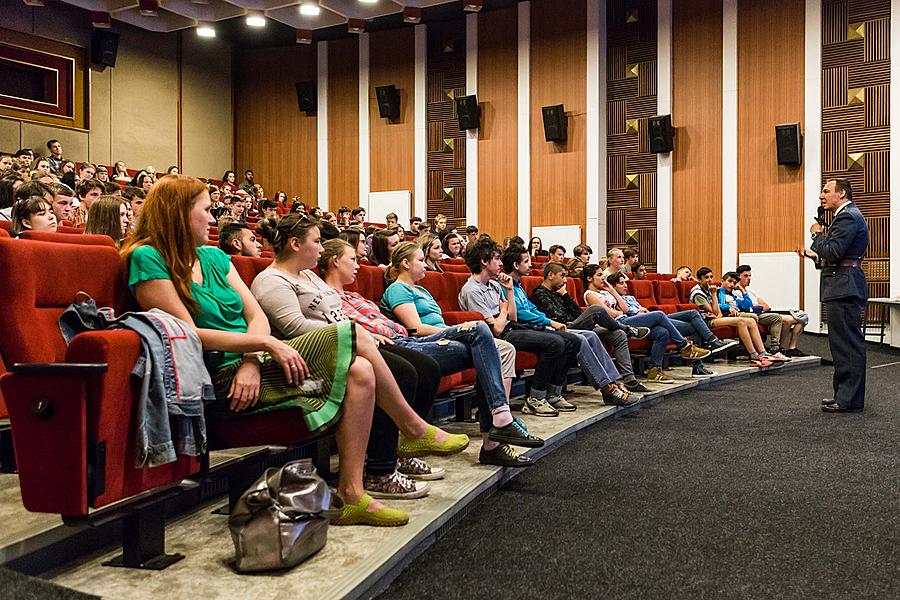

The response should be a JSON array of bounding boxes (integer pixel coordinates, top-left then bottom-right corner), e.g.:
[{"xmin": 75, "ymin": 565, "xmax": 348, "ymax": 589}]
[
  {"xmin": 358, "ymin": 0, "xmax": 377, "ymax": 4},
  {"xmin": 299, "ymin": 1, "xmax": 320, "ymax": 15},
  {"xmin": 197, "ymin": 23, "xmax": 215, "ymax": 37},
  {"xmin": 246, "ymin": 11, "xmax": 266, "ymax": 27}
]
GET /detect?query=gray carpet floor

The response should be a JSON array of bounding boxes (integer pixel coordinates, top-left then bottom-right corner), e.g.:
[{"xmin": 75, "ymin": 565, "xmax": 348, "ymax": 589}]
[{"xmin": 383, "ymin": 335, "xmax": 900, "ymax": 599}]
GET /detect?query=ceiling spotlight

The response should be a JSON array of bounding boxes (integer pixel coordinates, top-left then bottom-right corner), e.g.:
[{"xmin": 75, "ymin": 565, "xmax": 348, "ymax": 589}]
[
  {"xmin": 139, "ymin": 0, "xmax": 158, "ymax": 16},
  {"xmin": 299, "ymin": 1, "xmax": 320, "ymax": 15},
  {"xmin": 246, "ymin": 11, "xmax": 266, "ymax": 27},
  {"xmin": 91, "ymin": 11, "xmax": 112, "ymax": 27},
  {"xmin": 296, "ymin": 28, "xmax": 313, "ymax": 44},
  {"xmin": 347, "ymin": 18, "xmax": 366, "ymax": 34},
  {"xmin": 358, "ymin": 0, "xmax": 377, "ymax": 4},
  {"xmin": 463, "ymin": 0, "xmax": 483, "ymax": 12},
  {"xmin": 197, "ymin": 23, "xmax": 215, "ymax": 37},
  {"xmin": 22, "ymin": 0, "xmax": 45, "ymax": 6},
  {"xmin": 403, "ymin": 6, "xmax": 421, "ymax": 23}
]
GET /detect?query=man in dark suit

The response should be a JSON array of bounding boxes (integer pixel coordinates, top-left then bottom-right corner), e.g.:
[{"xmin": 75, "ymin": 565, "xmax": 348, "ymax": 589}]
[{"xmin": 807, "ymin": 178, "xmax": 869, "ymax": 413}]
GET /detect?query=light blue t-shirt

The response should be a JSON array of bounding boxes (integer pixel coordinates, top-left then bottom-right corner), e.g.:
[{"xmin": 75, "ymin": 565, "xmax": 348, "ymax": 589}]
[{"xmin": 381, "ymin": 282, "xmax": 446, "ymax": 328}]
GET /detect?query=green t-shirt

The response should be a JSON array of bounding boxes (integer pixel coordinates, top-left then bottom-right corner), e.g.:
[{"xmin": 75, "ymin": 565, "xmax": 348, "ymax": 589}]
[
  {"xmin": 381, "ymin": 282, "xmax": 446, "ymax": 328},
  {"xmin": 128, "ymin": 245, "xmax": 247, "ymax": 369}
]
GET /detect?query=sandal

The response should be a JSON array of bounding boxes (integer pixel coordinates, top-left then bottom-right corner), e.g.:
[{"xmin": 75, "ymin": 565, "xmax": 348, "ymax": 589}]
[{"xmin": 331, "ymin": 493, "xmax": 409, "ymax": 527}]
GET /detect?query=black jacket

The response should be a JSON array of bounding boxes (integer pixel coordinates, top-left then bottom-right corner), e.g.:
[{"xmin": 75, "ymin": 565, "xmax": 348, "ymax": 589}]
[{"xmin": 810, "ymin": 202, "xmax": 869, "ymax": 302}]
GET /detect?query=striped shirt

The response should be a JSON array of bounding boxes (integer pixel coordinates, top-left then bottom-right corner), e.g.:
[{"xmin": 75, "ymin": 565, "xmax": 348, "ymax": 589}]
[{"xmin": 337, "ymin": 290, "xmax": 409, "ymax": 339}]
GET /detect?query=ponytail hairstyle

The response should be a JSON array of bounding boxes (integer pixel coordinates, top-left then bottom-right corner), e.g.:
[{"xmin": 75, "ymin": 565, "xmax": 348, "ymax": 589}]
[
  {"xmin": 384, "ymin": 241, "xmax": 420, "ymax": 285},
  {"xmin": 317, "ymin": 238, "xmax": 354, "ymax": 278},
  {"xmin": 256, "ymin": 213, "xmax": 320, "ymax": 258}
]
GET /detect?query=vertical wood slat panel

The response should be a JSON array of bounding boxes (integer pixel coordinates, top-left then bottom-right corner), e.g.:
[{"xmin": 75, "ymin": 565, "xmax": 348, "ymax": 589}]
[
  {"xmin": 530, "ymin": 0, "xmax": 587, "ymax": 236},
  {"xmin": 369, "ymin": 28, "xmax": 415, "ymax": 211},
  {"xmin": 234, "ymin": 45, "xmax": 318, "ymax": 206},
  {"xmin": 328, "ymin": 37, "xmax": 359, "ymax": 209},
  {"xmin": 671, "ymin": 0, "xmax": 725, "ymax": 274},
  {"xmin": 736, "ymin": 0, "xmax": 805, "ymax": 255},
  {"xmin": 477, "ymin": 5, "xmax": 518, "ymax": 241}
]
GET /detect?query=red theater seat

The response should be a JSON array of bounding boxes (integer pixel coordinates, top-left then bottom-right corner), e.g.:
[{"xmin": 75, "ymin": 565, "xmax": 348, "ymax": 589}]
[
  {"xmin": 0, "ymin": 221, "xmax": 10, "ymax": 232},
  {"xmin": 0, "ymin": 227, "xmax": 9, "ymax": 237},
  {"xmin": 57, "ymin": 225, "xmax": 84, "ymax": 234},
  {"xmin": 20, "ymin": 231, "xmax": 117, "ymax": 247},
  {"xmin": 442, "ymin": 263, "xmax": 470, "ymax": 274},
  {"xmin": 443, "ymin": 258, "xmax": 466, "ymax": 265},
  {"xmin": 230, "ymin": 255, "xmax": 272, "ymax": 288}
]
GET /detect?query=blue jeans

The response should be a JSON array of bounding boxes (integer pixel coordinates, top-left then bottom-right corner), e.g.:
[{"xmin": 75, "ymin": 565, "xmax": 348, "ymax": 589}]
[
  {"xmin": 618, "ymin": 311, "xmax": 687, "ymax": 368},
  {"xmin": 566, "ymin": 329, "xmax": 620, "ymax": 388},
  {"xmin": 669, "ymin": 309, "xmax": 717, "ymax": 344},
  {"xmin": 395, "ymin": 320, "xmax": 507, "ymax": 432}
]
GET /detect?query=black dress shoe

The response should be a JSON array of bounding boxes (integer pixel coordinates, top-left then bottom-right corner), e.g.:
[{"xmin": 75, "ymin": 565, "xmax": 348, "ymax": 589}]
[
  {"xmin": 479, "ymin": 443, "xmax": 534, "ymax": 467},
  {"xmin": 821, "ymin": 402, "xmax": 864, "ymax": 413}
]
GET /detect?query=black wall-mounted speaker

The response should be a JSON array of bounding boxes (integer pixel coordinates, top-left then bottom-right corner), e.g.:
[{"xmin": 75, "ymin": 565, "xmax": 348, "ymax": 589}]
[
  {"xmin": 295, "ymin": 81, "xmax": 317, "ymax": 114},
  {"xmin": 648, "ymin": 114, "xmax": 674, "ymax": 153},
  {"xmin": 375, "ymin": 85, "xmax": 401, "ymax": 120},
  {"xmin": 91, "ymin": 30, "xmax": 120, "ymax": 68},
  {"xmin": 541, "ymin": 104, "xmax": 567, "ymax": 143},
  {"xmin": 775, "ymin": 123, "xmax": 803, "ymax": 166},
  {"xmin": 455, "ymin": 95, "xmax": 480, "ymax": 130}
]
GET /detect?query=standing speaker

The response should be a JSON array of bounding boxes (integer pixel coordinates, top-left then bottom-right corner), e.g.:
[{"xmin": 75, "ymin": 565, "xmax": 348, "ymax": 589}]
[
  {"xmin": 375, "ymin": 85, "xmax": 401, "ymax": 120},
  {"xmin": 648, "ymin": 114, "xmax": 674, "ymax": 153},
  {"xmin": 775, "ymin": 123, "xmax": 803, "ymax": 166},
  {"xmin": 91, "ymin": 30, "xmax": 120, "ymax": 68},
  {"xmin": 541, "ymin": 105, "xmax": 567, "ymax": 143},
  {"xmin": 455, "ymin": 95, "xmax": 481, "ymax": 130},
  {"xmin": 295, "ymin": 81, "xmax": 317, "ymax": 114}
]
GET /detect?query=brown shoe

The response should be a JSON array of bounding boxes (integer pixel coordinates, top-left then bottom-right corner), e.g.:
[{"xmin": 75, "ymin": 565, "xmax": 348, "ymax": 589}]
[{"xmin": 679, "ymin": 342, "xmax": 711, "ymax": 360}]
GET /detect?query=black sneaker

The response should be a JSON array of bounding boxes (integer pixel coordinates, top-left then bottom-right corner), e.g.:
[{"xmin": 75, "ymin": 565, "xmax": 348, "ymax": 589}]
[
  {"xmin": 691, "ymin": 363, "xmax": 717, "ymax": 378},
  {"xmin": 479, "ymin": 443, "xmax": 534, "ymax": 467},
  {"xmin": 625, "ymin": 380, "xmax": 650, "ymax": 393},
  {"xmin": 489, "ymin": 418, "xmax": 545, "ymax": 448},
  {"xmin": 785, "ymin": 348, "xmax": 808, "ymax": 357},
  {"xmin": 627, "ymin": 326, "xmax": 651, "ymax": 339},
  {"xmin": 707, "ymin": 339, "xmax": 739, "ymax": 355}
]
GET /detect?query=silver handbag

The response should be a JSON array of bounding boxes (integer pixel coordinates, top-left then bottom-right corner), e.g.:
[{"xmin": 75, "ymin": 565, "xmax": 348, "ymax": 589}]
[{"xmin": 228, "ymin": 459, "xmax": 344, "ymax": 572}]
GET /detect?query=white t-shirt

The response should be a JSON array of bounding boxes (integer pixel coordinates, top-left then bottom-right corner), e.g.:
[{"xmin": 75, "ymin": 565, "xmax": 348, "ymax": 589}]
[{"xmin": 584, "ymin": 289, "xmax": 618, "ymax": 310}]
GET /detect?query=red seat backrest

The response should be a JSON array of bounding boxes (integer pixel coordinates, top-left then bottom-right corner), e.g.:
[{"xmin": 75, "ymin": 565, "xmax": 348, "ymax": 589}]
[
  {"xmin": 569, "ymin": 277, "xmax": 586, "ymax": 306},
  {"xmin": 676, "ymin": 280, "xmax": 697, "ymax": 304},
  {"xmin": 0, "ymin": 228, "xmax": 9, "ymax": 238},
  {"xmin": 0, "ymin": 221, "xmax": 10, "ymax": 232},
  {"xmin": 653, "ymin": 280, "xmax": 681, "ymax": 306},
  {"xmin": 57, "ymin": 225, "xmax": 83, "ymax": 234},
  {"xmin": 230, "ymin": 255, "xmax": 273, "ymax": 289},
  {"xmin": 627, "ymin": 279, "xmax": 657, "ymax": 307},
  {"xmin": 520, "ymin": 275, "xmax": 543, "ymax": 299},
  {"xmin": 20, "ymin": 231, "xmax": 117, "ymax": 247},
  {"xmin": 443, "ymin": 258, "xmax": 466, "ymax": 265},
  {"xmin": 0, "ymin": 239, "xmax": 126, "ymax": 365},
  {"xmin": 356, "ymin": 265, "xmax": 386, "ymax": 302},
  {"xmin": 442, "ymin": 272, "xmax": 471, "ymax": 312},
  {"xmin": 419, "ymin": 272, "xmax": 452, "ymax": 312},
  {"xmin": 533, "ymin": 255, "xmax": 549, "ymax": 263},
  {"xmin": 441, "ymin": 263, "xmax": 470, "ymax": 273}
]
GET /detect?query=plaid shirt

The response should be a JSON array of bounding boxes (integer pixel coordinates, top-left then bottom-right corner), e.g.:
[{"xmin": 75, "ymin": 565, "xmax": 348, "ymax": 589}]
[{"xmin": 338, "ymin": 290, "xmax": 409, "ymax": 338}]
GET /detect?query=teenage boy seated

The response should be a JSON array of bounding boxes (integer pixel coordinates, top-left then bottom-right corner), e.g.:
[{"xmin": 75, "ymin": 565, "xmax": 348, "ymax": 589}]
[
  {"xmin": 631, "ymin": 262, "xmax": 648, "ymax": 280},
  {"xmin": 385, "ymin": 212, "xmax": 399, "ymax": 228},
  {"xmin": 261, "ymin": 199, "xmax": 278, "ymax": 220},
  {"xmin": 602, "ymin": 247, "xmax": 629, "ymax": 279},
  {"xmin": 623, "ymin": 248, "xmax": 639, "ymax": 273},
  {"xmin": 735, "ymin": 264, "xmax": 806, "ymax": 356},
  {"xmin": 671, "ymin": 266, "xmax": 693, "ymax": 283},
  {"xmin": 689, "ymin": 267, "xmax": 778, "ymax": 367},
  {"xmin": 71, "ymin": 178, "xmax": 104, "ymax": 226},
  {"xmin": 459, "ymin": 238, "xmax": 632, "ymax": 416},
  {"xmin": 547, "ymin": 245, "xmax": 566, "ymax": 264},
  {"xmin": 606, "ymin": 272, "xmax": 738, "ymax": 378},
  {"xmin": 531, "ymin": 262, "xmax": 651, "ymax": 393},
  {"xmin": 583, "ymin": 268, "xmax": 712, "ymax": 383},
  {"xmin": 219, "ymin": 223, "xmax": 262, "ymax": 257},
  {"xmin": 718, "ymin": 272, "xmax": 790, "ymax": 362}
]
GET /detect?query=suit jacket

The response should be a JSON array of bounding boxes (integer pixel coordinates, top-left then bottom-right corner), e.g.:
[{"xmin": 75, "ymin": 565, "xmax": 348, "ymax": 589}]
[{"xmin": 810, "ymin": 202, "xmax": 869, "ymax": 303}]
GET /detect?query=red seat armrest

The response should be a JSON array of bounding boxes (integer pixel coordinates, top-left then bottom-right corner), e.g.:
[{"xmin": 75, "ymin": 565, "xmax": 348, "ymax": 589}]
[{"xmin": 442, "ymin": 311, "xmax": 486, "ymax": 325}]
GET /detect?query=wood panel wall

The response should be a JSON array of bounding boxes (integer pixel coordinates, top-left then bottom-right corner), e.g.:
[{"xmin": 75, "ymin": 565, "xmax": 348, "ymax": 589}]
[
  {"xmin": 606, "ymin": 0, "xmax": 658, "ymax": 268},
  {"xmin": 369, "ymin": 28, "xmax": 415, "ymax": 213},
  {"xmin": 234, "ymin": 45, "xmax": 318, "ymax": 205},
  {"xmin": 821, "ymin": 0, "xmax": 890, "ymax": 318},
  {"xmin": 530, "ymin": 0, "xmax": 587, "ymax": 239},
  {"xmin": 671, "ymin": 0, "xmax": 723, "ymax": 275},
  {"xmin": 328, "ymin": 37, "xmax": 359, "ymax": 209},
  {"xmin": 736, "ymin": 0, "xmax": 804, "ymax": 256},
  {"xmin": 426, "ymin": 19, "xmax": 467, "ymax": 230},
  {"xmin": 477, "ymin": 6, "xmax": 519, "ymax": 241}
]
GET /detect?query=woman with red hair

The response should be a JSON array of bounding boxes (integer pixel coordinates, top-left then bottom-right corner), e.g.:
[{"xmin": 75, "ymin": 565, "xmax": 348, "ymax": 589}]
[{"xmin": 121, "ymin": 175, "xmax": 467, "ymax": 526}]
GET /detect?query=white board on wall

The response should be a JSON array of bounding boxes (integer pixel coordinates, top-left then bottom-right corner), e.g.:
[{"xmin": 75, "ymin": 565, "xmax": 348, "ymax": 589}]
[
  {"xmin": 366, "ymin": 191, "xmax": 410, "ymax": 227},
  {"xmin": 531, "ymin": 225, "xmax": 583, "ymax": 255},
  {"xmin": 736, "ymin": 251, "xmax": 801, "ymax": 311}
]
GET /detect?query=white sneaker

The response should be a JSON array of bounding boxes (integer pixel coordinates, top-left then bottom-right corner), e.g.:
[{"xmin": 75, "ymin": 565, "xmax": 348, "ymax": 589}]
[{"xmin": 521, "ymin": 396, "xmax": 560, "ymax": 417}]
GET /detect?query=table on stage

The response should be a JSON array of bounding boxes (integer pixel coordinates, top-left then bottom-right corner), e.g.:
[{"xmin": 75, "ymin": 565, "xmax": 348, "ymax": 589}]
[{"xmin": 865, "ymin": 297, "xmax": 900, "ymax": 345}]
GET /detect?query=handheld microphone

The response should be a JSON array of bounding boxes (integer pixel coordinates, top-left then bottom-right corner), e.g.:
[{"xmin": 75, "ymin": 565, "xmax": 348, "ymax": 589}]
[{"xmin": 815, "ymin": 206, "xmax": 826, "ymax": 226}]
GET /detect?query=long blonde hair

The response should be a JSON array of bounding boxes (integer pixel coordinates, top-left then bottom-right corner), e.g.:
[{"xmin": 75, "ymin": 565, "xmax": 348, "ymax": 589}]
[{"xmin": 384, "ymin": 241, "xmax": 420, "ymax": 285}]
